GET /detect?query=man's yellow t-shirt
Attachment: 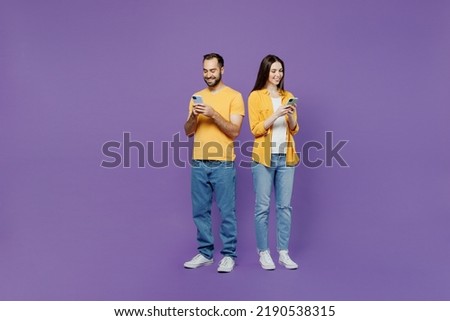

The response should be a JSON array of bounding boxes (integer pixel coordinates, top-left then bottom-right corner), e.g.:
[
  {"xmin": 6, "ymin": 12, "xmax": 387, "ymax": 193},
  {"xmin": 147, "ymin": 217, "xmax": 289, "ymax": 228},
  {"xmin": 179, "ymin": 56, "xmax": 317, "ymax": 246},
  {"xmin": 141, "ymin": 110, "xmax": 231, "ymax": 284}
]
[{"xmin": 189, "ymin": 86, "xmax": 245, "ymax": 161}]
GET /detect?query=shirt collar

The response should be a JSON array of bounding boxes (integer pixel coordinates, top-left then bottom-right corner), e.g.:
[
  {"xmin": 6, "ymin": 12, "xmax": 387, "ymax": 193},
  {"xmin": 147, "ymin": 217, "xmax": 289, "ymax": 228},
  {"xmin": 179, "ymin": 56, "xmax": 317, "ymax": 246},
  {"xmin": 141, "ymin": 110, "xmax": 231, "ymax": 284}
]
[{"xmin": 262, "ymin": 88, "xmax": 285, "ymax": 97}]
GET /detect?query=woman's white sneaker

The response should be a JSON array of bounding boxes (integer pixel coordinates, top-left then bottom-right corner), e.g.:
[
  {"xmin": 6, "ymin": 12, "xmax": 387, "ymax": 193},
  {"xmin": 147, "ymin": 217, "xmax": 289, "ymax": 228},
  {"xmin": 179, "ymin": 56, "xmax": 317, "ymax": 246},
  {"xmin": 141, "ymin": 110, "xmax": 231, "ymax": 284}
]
[
  {"xmin": 259, "ymin": 250, "xmax": 276, "ymax": 270},
  {"xmin": 278, "ymin": 250, "xmax": 298, "ymax": 269}
]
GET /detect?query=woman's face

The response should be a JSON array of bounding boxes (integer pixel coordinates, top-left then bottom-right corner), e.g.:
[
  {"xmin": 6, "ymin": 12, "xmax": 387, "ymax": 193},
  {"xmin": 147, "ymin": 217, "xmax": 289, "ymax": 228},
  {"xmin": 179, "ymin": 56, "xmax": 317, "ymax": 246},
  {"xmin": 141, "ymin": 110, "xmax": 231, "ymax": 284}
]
[{"xmin": 266, "ymin": 61, "xmax": 284, "ymax": 87}]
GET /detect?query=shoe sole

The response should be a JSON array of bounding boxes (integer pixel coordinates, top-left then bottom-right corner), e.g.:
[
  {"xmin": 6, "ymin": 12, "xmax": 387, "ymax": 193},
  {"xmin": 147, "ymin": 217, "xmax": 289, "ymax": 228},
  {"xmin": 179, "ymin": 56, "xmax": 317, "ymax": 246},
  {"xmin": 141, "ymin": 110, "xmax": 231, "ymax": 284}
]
[
  {"xmin": 217, "ymin": 264, "xmax": 235, "ymax": 273},
  {"xmin": 262, "ymin": 266, "xmax": 276, "ymax": 271},
  {"xmin": 279, "ymin": 260, "xmax": 298, "ymax": 270},
  {"xmin": 260, "ymin": 263, "xmax": 276, "ymax": 270},
  {"xmin": 184, "ymin": 261, "xmax": 214, "ymax": 269}
]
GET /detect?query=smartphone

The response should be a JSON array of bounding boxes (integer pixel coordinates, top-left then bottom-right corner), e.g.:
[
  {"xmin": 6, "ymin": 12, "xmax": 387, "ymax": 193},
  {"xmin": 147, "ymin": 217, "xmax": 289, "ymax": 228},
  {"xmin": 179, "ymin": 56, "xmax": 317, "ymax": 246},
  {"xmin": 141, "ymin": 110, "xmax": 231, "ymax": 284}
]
[
  {"xmin": 287, "ymin": 97, "xmax": 298, "ymax": 106},
  {"xmin": 192, "ymin": 95, "xmax": 204, "ymax": 105}
]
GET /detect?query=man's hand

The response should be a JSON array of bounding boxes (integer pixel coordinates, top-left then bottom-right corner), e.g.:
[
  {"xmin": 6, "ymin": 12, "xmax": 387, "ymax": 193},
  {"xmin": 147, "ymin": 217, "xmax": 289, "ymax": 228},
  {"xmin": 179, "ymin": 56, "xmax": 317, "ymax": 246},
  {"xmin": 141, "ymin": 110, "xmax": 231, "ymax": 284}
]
[
  {"xmin": 193, "ymin": 104, "xmax": 216, "ymax": 118},
  {"xmin": 185, "ymin": 106, "xmax": 201, "ymax": 136}
]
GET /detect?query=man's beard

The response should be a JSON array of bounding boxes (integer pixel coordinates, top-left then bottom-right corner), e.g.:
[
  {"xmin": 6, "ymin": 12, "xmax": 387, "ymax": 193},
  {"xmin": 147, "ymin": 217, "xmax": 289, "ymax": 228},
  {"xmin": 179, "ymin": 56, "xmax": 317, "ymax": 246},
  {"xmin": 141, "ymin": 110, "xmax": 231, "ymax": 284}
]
[{"xmin": 204, "ymin": 73, "xmax": 222, "ymax": 88}]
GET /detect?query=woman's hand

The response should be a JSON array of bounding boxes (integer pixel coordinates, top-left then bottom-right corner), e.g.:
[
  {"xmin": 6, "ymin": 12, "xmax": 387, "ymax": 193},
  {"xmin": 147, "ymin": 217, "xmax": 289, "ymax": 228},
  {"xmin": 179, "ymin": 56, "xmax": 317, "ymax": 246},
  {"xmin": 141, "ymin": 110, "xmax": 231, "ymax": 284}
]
[
  {"xmin": 286, "ymin": 104, "xmax": 297, "ymax": 130},
  {"xmin": 274, "ymin": 105, "xmax": 292, "ymax": 118}
]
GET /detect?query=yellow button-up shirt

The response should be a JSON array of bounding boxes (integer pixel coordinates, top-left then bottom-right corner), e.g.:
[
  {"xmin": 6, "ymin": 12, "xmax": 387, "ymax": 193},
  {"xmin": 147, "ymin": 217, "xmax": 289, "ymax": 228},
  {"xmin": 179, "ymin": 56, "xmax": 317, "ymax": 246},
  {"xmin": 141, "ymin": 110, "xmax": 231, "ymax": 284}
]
[{"xmin": 248, "ymin": 89, "xmax": 300, "ymax": 167}]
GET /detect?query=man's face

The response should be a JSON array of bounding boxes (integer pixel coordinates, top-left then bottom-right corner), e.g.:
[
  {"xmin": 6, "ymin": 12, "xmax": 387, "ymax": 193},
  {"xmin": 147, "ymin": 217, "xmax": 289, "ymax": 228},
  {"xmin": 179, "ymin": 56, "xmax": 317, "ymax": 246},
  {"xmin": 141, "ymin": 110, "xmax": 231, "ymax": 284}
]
[{"xmin": 203, "ymin": 58, "xmax": 223, "ymax": 88}]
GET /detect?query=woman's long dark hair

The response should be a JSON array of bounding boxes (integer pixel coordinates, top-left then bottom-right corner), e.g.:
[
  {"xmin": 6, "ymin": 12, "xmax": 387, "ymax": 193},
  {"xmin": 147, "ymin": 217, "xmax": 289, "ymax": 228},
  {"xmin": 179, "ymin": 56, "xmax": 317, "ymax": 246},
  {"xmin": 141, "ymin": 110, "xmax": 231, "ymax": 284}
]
[{"xmin": 251, "ymin": 54, "xmax": 285, "ymax": 92}]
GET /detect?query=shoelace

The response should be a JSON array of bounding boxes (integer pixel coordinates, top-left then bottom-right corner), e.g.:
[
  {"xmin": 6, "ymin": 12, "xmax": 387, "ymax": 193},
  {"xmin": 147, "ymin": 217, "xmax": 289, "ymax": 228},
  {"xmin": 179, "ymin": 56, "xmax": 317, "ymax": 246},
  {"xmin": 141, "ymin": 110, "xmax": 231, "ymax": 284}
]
[
  {"xmin": 194, "ymin": 254, "xmax": 207, "ymax": 262},
  {"xmin": 220, "ymin": 257, "xmax": 233, "ymax": 267},
  {"xmin": 261, "ymin": 252, "xmax": 273, "ymax": 262},
  {"xmin": 280, "ymin": 254, "xmax": 294, "ymax": 264}
]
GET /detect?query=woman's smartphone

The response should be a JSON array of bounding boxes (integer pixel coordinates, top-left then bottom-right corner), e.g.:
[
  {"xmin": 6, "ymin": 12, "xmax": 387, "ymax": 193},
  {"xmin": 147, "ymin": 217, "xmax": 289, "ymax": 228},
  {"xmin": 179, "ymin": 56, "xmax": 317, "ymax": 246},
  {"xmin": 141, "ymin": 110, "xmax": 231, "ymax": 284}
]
[
  {"xmin": 287, "ymin": 97, "xmax": 298, "ymax": 106},
  {"xmin": 192, "ymin": 95, "xmax": 204, "ymax": 105}
]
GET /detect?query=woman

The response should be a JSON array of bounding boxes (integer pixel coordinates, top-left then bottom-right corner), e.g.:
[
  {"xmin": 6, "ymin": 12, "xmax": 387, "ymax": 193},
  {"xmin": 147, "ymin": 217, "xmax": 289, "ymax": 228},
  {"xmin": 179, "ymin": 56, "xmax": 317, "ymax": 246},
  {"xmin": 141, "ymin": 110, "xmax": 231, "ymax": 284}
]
[{"xmin": 248, "ymin": 54, "xmax": 300, "ymax": 270}]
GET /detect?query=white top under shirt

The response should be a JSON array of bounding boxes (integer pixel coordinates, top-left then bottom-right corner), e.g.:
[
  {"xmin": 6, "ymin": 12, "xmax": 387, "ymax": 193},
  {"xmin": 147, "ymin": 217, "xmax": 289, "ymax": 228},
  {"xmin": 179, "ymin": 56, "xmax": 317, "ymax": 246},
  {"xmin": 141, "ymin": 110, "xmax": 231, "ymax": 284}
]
[{"xmin": 271, "ymin": 97, "xmax": 287, "ymax": 154}]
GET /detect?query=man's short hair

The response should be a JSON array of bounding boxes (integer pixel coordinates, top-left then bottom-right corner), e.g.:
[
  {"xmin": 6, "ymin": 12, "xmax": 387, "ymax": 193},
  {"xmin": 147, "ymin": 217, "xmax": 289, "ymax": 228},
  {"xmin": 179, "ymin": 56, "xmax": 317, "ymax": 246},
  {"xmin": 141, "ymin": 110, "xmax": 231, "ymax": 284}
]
[{"xmin": 203, "ymin": 53, "xmax": 224, "ymax": 68}]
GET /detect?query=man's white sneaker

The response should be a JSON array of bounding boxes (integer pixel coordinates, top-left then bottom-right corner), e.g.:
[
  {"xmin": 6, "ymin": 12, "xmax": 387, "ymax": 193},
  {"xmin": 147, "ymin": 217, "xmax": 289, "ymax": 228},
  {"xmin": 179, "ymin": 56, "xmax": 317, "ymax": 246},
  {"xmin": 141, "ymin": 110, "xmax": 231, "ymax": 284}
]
[
  {"xmin": 184, "ymin": 254, "xmax": 213, "ymax": 269},
  {"xmin": 278, "ymin": 250, "xmax": 298, "ymax": 269},
  {"xmin": 217, "ymin": 256, "xmax": 235, "ymax": 273},
  {"xmin": 259, "ymin": 250, "xmax": 275, "ymax": 270}
]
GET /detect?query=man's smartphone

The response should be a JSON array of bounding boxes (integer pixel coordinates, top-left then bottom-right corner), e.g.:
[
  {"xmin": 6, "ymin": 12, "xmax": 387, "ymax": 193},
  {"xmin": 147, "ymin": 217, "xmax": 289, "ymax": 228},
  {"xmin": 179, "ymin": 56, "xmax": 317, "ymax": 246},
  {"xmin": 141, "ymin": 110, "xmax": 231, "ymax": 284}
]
[
  {"xmin": 192, "ymin": 95, "xmax": 204, "ymax": 105},
  {"xmin": 287, "ymin": 97, "xmax": 298, "ymax": 106}
]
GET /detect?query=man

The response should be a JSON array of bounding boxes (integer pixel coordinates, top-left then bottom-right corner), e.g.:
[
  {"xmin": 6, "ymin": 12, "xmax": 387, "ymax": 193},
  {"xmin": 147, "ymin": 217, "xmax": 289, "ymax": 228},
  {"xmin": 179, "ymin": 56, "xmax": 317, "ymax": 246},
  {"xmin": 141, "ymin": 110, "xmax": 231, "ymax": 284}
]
[{"xmin": 184, "ymin": 53, "xmax": 245, "ymax": 273}]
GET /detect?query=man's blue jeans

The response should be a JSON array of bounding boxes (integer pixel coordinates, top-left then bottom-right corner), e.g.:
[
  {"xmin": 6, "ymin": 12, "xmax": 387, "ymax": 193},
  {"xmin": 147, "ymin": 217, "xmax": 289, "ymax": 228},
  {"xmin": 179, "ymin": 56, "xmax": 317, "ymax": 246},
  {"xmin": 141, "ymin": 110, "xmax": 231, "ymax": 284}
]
[
  {"xmin": 251, "ymin": 154, "xmax": 295, "ymax": 252},
  {"xmin": 191, "ymin": 160, "xmax": 237, "ymax": 259}
]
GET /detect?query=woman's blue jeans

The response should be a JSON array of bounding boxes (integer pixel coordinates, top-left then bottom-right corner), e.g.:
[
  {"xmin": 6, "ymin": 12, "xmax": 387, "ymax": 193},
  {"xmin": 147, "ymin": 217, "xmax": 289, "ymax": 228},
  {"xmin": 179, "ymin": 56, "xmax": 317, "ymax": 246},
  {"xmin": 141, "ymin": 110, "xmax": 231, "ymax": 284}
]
[{"xmin": 252, "ymin": 154, "xmax": 295, "ymax": 252}]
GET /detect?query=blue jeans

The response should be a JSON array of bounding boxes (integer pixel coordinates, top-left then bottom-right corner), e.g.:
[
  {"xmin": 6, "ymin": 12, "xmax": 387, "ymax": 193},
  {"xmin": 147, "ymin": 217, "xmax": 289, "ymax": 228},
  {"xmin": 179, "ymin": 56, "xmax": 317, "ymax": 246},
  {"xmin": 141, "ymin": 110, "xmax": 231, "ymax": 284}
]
[
  {"xmin": 252, "ymin": 154, "xmax": 295, "ymax": 252},
  {"xmin": 191, "ymin": 160, "xmax": 237, "ymax": 259}
]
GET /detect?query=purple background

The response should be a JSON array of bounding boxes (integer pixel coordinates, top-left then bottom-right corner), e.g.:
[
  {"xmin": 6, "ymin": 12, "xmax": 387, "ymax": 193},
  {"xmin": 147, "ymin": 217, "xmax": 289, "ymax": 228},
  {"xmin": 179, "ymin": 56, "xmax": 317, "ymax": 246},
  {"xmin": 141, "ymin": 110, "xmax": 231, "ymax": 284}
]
[{"xmin": 1, "ymin": 0, "xmax": 449, "ymax": 300}]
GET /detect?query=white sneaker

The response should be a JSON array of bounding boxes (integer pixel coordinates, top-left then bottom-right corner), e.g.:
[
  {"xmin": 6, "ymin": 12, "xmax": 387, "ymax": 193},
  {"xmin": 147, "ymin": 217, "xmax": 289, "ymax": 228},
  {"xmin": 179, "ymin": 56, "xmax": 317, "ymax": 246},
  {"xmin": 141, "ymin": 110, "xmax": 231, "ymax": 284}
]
[
  {"xmin": 278, "ymin": 250, "xmax": 298, "ymax": 269},
  {"xmin": 259, "ymin": 250, "xmax": 275, "ymax": 270},
  {"xmin": 217, "ymin": 256, "xmax": 235, "ymax": 273},
  {"xmin": 184, "ymin": 254, "xmax": 213, "ymax": 269}
]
